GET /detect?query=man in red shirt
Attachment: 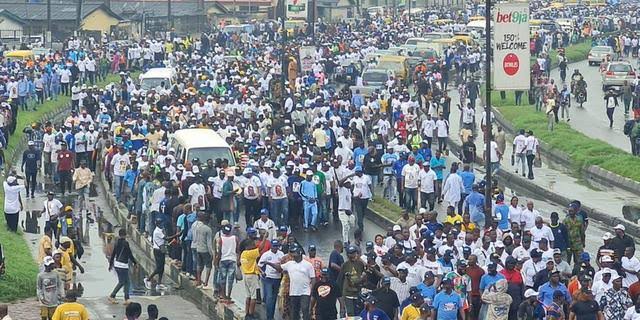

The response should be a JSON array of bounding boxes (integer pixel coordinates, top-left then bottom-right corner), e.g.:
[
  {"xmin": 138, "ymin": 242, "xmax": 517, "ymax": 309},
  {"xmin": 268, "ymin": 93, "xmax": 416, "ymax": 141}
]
[
  {"xmin": 465, "ymin": 254, "xmax": 485, "ymax": 320},
  {"xmin": 57, "ymin": 142, "xmax": 75, "ymax": 195},
  {"xmin": 500, "ymin": 256, "xmax": 524, "ymax": 319}
]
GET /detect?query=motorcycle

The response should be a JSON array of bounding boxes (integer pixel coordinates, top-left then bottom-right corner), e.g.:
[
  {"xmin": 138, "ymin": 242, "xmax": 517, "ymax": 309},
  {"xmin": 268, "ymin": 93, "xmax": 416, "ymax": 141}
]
[{"xmin": 576, "ymin": 88, "xmax": 587, "ymax": 107}]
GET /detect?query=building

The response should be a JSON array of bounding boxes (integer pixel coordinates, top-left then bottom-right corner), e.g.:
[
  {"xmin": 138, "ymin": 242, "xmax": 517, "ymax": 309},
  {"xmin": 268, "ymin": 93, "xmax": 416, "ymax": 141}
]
[
  {"xmin": 0, "ymin": 2, "xmax": 123, "ymax": 40},
  {"xmin": 0, "ymin": 9, "xmax": 26, "ymax": 40}
]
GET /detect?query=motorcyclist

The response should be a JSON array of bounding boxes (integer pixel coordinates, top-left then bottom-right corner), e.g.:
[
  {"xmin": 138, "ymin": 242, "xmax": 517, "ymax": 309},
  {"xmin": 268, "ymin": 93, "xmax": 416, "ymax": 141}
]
[
  {"xmin": 574, "ymin": 75, "xmax": 587, "ymax": 103},
  {"xmin": 570, "ymin": 69, "xmax": 583, "ymax": 93}
]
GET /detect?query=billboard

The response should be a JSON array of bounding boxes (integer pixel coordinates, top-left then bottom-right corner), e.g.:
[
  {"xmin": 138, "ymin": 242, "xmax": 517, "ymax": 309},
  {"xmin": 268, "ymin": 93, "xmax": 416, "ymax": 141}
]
[
  {"xmin": 492, "ymin": 3, "xmax": 530, "ymax": 90},
  {"xmin": 286, "ymin": 0, "xmax": 308, "ymax": 19}
]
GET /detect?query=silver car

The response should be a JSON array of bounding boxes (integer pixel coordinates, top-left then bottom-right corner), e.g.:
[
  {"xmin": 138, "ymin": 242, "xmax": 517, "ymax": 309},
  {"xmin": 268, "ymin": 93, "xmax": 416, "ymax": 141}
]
[
  {"xmin": 601, "ymin": 61, "xmax": 635, "ymax": 90},
  {"xmin": 588, "ymin": 46, "xmax": 614, "ymax": 66}
]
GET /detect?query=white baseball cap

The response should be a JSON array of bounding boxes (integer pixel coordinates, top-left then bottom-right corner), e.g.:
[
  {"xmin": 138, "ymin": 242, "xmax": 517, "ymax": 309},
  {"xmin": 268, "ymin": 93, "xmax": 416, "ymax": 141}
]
[
  {"xmin": 524, "ymin": 289, "xmax": 538, "ymax": 298},
  {"xmin": 614, "ymin": 224, "xmax": 626, "ymax": 231}
]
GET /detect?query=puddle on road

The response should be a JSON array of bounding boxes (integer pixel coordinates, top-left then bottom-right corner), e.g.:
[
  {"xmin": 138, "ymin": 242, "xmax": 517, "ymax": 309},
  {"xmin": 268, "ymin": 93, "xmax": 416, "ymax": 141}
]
[{"xmin": 97, "ymin": 214, "xmax": 173, "ymax": 297}]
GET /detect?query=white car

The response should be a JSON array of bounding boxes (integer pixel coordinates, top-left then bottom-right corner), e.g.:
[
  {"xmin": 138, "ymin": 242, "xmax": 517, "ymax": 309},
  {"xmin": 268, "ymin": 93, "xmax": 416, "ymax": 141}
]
[{"xmin": 601, "ymin": 61, "xmax": 635, "ymax": 90}]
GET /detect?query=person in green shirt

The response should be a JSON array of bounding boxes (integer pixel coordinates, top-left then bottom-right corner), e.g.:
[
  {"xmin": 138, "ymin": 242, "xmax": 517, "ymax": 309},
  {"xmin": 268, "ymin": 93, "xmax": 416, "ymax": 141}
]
[
  {"xmin": 563, "ymin": 205, "xmax": 585, "ymax": 265},
  {"xmin": 337, "ymin": 245, "xmax": 365, "ymax": 316},
  {"xmin": 312, "ymin": 168, "xmax": 327, "ymax": 226}
]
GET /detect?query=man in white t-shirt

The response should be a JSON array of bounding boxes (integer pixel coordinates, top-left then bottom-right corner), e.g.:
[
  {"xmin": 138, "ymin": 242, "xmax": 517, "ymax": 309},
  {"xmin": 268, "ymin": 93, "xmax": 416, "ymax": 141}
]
[
  {"xmin": 520, "ymin": 201, "xmax": 539, "ymax": 232},
  {"xmin": 352, "ymin": 167, "xmax": 371, "ymax": 231},
  {"xmin": 401, "ymin": 156, "xmax": 420, "ymax": 213},
  {"xmin": 621, "ymin": 247, "xmax": 640, "ymax": 288},
  {"xmin": 3, "ymin": 176, "xmax": 25, "ymax": 232},
  {"xmin": 418, "ymin": 164, "xmax": 437, "ymax": 211},
  {"xmin": 188, "ymin": 176, "xmax": 207, "ymax": 211},
  {"xmin": 110, "ymin": 147, "xmax": 130, "ymax": 201},
  {"xmin": 530, "ymin": 216, "xmax": 554, "ymax": 249},
  {"xmin": 41, "ymin": 191, "xmax": 63, "ymax": 236},
  {"xmin": 276, "ymin": 247, "xmax": 315, "ymax": 320},
  {"xmin": 487, "ymin": 139, "xmax": 502, "ymax": 175},
  {"xmin": 512, "ymin": 129, "xmax": 527, "ymax": 176}
]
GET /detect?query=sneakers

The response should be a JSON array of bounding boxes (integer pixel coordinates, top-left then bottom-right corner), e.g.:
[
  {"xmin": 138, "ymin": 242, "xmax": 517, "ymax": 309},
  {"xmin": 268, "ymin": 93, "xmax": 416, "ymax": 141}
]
[
  {"xmin": 143, "ymin": 277, "xmax": 151, "ymax": 290},
  {"xmin": 155, "ymin": 284, "xmax": 167, "ymax": 291},
  {"xmin": 107, "ymin": 297, "xmax": 118, "ymax": 304},
  {"xmin": 202, "ymin": 285, "xmax": 211, "ymax": 290}
]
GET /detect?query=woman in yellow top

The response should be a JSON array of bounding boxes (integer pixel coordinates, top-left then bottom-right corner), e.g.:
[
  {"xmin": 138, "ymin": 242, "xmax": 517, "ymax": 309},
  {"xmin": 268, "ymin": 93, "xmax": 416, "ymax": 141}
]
[
  {"xmin": 461, "ymin": 213, "xmax": 476, "ymax": 233},
  {"xmin": 239, "ymin": 233, "xmax": 268, "ymax": 320}
]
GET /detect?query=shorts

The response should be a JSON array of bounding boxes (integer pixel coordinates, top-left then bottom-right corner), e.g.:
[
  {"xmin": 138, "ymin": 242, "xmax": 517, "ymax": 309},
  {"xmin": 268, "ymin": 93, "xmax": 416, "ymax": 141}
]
[
  {"xmin": 244, "ymin": 274, "xmax": 260, "ymax": 299},
  {"xmin": 197, "ymin": 252, "xmax": 212, "ymax": 269},
  {"xmin": 40, "ymin": 306, "xmax": 57, "ymax": 319}
]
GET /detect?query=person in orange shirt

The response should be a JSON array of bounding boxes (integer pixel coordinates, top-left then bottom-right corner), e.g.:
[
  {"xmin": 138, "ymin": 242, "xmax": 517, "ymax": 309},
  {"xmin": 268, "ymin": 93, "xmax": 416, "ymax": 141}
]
[
  {"xmin": 305, "ymin": 245, "xmax": 324, "ymax": 279},
  {"xmin": 569, "ymin": 275, "xmax": 592, "ymax": 298}
]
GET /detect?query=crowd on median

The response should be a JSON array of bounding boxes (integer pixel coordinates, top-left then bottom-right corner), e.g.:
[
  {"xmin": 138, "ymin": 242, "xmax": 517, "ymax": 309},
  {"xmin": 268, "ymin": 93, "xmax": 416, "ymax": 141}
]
[{"xmin": 3, "ymin": 1, "xmax": 640, "ymax": 320}]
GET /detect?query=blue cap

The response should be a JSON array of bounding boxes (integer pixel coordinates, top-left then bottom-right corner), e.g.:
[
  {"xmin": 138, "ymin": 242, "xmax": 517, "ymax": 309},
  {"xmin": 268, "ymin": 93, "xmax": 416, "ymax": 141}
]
[
  {"xmin": 382, "ymin": 277, "xmax": 391, "ymax": 284},
  {"xmin": 581, "ymin": 252, "xmax": 591, "ymax": 262},
  {"xmin": 346, "ymin": 245, "xmax": 358, "ymax": 254},
  {"xmin": 355, "ymin": 166, "xmax": 363, "ymax": 172},
  {"xmin": 260, "ymin": 208, "xmax": 269, "ymax": 215},
  {"xmin": 278, "ymin": 225, "xmax": 288, "ymax": 232},
  {"xmin": 309, "ymin": 244, "xmax": 316, "ymax": 251},
  {"xmin": 247, "ymin": 227, "xmax": 257, "ymax": 234},
  {"xmin": 271, "ymin": 239, "xmax": 281, "ymax": 246},
  {"xmin": 366, "ymin": 241, "xmax": 374, "ymax": 248}
]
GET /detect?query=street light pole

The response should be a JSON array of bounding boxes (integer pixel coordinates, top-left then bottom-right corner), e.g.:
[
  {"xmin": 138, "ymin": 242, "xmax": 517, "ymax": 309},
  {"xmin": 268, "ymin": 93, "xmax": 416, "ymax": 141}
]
[
  {"xmin": 280, "ymin": 0, "xmax": 287, "ymax": 103},
  {"xmin": 484, "ymin": 0, "xmax": 493, "ymax": 227}
]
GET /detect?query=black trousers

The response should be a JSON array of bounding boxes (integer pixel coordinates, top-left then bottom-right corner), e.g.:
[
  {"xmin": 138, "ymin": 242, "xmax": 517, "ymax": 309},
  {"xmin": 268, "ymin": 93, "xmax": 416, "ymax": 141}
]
[
  {"xmin": 5, "ymin": 212, "xmax": 18, "ymax": 232},
  {"xmin": 25, "ymin": 171, "xmax": 37, "ymax": 196},
  {"xmin": 59, "ymin": 170, "xmax": 72, "ymax": 195},
  {"xmin": 526, "ymin": 154, "xmax": 536, "ymax": 179}
]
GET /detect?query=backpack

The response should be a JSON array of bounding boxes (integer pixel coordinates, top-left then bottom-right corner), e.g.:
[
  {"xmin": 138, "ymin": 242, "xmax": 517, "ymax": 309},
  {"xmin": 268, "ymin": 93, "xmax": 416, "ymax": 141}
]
[{"xmin": 624, "ymin": 120, "xmax": 635, "ymax": 136}]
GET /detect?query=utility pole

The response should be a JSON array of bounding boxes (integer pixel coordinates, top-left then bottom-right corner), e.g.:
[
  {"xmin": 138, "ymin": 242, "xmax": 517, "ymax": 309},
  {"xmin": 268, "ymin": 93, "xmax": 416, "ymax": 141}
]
[
  {"xmin": 47, "ymin": 0, "xmax": 51, "ymax": 40},
  {"xmin": 167, "ymin": 0, "xmax": 173, "ymax": 29},
  {"xmin": 197, "ymin": 0, "xmax": 205, "ymax": 33},
  {"xmin": 75, "ymin": 0, "xmax": 83, "ymax": 30},
  {"xmin": 280, "ymin": 0, "xmax": 287, "ymax": 103},
  {"xmin": 484, "ymin": 0, "xmax": 493, "ymax": 227}
]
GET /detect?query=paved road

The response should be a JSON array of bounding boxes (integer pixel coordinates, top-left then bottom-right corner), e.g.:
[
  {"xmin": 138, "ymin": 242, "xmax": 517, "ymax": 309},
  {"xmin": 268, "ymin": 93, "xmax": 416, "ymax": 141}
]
[
  {"xmin": 16, "ymin": 181, "xmax": 211, "ymax": 320},
  {"xmin": 549, "ymin": 59, "xmax": 636, "ymax": 152}
]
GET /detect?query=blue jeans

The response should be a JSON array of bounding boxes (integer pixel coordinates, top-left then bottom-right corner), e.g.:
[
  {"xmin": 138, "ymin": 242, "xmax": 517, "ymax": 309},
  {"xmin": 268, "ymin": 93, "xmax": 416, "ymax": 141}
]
[
  {"xmin": 182, "ymin": 241, "xmax": 192, "ymax": 274},
  {"xmin": 270, "ymin": 198, "xmax": 289, "ymax": 226},
  {"xmin": 262, "ymin": 277, "xmax": 281, "ymax": 320},
  {"xmin": 319, "ymin": 194, "xmax": 331, "ymax": 224},
  {"xmin": 303, "ymin": 200, "xmax": 318, "ymax": 229},
  {"xmin": 404, "ymin": 188, "xmax": 418, "ymax": 213},
  {"xmin": 110, "ymin": 267, "xmax": 131, "ymax": 300},
  {"xmin": 217, "ymin": 260, "xmax": 236, "ymax": 297},
  {"xmin": 113, "ymin": 175, "xmax": 124, "ymax": 201}
]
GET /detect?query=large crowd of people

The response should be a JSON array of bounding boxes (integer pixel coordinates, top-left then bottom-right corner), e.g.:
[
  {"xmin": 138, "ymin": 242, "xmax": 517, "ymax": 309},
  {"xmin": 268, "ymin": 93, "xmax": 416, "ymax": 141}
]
[{"xmin": 3, "ymin": 1, "xmax": 640, "ymax": 320}]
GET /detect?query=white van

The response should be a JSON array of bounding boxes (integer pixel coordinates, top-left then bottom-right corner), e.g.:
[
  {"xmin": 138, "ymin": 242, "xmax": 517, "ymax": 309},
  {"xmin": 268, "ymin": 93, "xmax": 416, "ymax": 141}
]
[
  {"xmin": 139, "ymin": 67, "xmax": 176, "ymax": 91},
  {"xmin": 169, "ymin": 129, "xmax": 236, "ymax": 166}
]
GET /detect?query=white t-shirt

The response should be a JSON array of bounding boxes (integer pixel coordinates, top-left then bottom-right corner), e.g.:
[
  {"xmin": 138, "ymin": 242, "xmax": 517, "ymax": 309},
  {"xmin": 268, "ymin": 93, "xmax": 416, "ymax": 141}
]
[
  {"xmin": 435, "ymin": 119, "xmax": 449, "ymax": 137},
  {"xmin": 525, "ymin": 136, "xmax": 539, "ymax": 152},
  {"xmin": 42, "ymin": 199, "xmax": 63, "ymax": 221},
  {"xmin": 152, "ymin": 226, "xmax": 165, "ymax": 249},
  {"xmin": 419, "ymin": 169, "xmax": 437, "ymax": 193},
  {"xmin": 188, "ymin": 183, "xmax": 206, "ymax": 210},
  {"xmin": 513, "ymin": 135, "xmax": 527, "ymax": 154},
  {"xmin": 402, "ymin": 164, "xmax": 420, "ymax": 189},
  {"xmin": 243, "ymin": 176, "xmax": 262, "ymax": 200},
  {"xmin": 529, "ymin": 225, "xmax": 555, "ymax": 247},
  {"xmin": 489, "ymin": 141, "xmax": 500, "ymax": 162},
  {"xmin": 338, "ymin": 186, "xmax": 352, "ymax": 211},
  {"xmin": 352, "ymin": 174, "xmax": 372, "ymax": 199},
  {"xmin": 268, "ymin": 175, "xmax": 288, "ymax": 200},
  {"xmin": 622, "ymin": 256, "xmax": 640, "ymax": 288},
  {"xmin": 110, "ymin": 153, "xmax": 130, "ymax": 177},
  {"xmin": 520, "ymin": 209, "xmax": 539, "ymax": 231},
  {"xmin": 3, "ymin": 182, "xmax": 25, "ymax": 213},
  {"xmin": 258, "ymin": 250, "xmax": 285, "ymax": 279},
  {"xmin": 282, "ymin": 260, "xmax": 315, "ymax": 296}
]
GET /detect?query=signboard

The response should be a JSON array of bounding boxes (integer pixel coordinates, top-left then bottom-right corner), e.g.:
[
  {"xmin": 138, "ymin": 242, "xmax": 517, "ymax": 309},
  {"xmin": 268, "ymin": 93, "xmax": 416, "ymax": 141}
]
[
  {"xmin": 286, "ymin": 0, "xmax": 308, "ymax": 19},
  {"xmin": 299, "ymin": 46, "xmax": 316, "ymax": 72},
  {"xmin": 492, "ymin": 3, "xmax": 530, "ymax": 90}
]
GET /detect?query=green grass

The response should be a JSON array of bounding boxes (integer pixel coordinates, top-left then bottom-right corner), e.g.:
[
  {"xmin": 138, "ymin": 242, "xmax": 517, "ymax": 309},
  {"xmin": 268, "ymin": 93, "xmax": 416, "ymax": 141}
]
[
  {"xmin": 370, "ymin": 196, "xmax": 403, "ymax": 222},
  {"xmin": 496, "ymin": 103, "xmax": 640, "ymax": 182},
  {"xmin": 547, "ymin": 40, "xmax": 593, "ymax": 68},
  {"xmin": 0, "ymin": 73, "xmax": 128, "ymax": 302}
]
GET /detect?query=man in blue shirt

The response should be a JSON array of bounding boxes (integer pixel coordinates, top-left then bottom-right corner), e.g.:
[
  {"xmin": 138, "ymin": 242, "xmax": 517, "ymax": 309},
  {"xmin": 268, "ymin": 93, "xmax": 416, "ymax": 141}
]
[
  {"xmin": 299, "ymin": 170, "xmax": 318, "ymax": 231},
  {"xmin": 479, "ymin": 262, "xmax": 506, "ymax": 292},
  {"xmin": 433, "ymin": 278, "xmax": 464, "ymax": 320},
  {"xmin": 463, "ymin": 184, "xmax": 485, "ymax": 229},
  {"xmin": 458, "ymin": 164, "xmax": 475, "ymax": 214},
  {"xmin": 381, "ymin": 147, "xmax": 399, "ymax": 202},
  {"xmin": 429, "ymin": 150, "xmax": 446, "ymax": 202},
  {"xmin": 353, "ymin": 142, "xmax": 368, "ymax": 168},
  {"xmin": 538, "ymin": 270, "xmax": 571, "ymax": 308},
  {"xmin": 359, "ymin": 295, "xmax": 390, "ymax": 320},
  {"xmin": 416, "ymin": 271, "xmax": 437, "ymax": 303}
]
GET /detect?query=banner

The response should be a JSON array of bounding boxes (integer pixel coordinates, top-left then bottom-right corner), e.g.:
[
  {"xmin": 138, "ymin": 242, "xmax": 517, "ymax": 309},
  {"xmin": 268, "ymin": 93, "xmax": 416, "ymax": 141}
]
[
  {"xmin": 493, "ymin": 3, "xmax": 530, "ymax": 90},
  {"xmin": 299, "ymin": 46, "xmax": 316, "ymax": 72},
  {"xmin": 286, "ymin": 0, "xmax": 308, "ymax": 19}
]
